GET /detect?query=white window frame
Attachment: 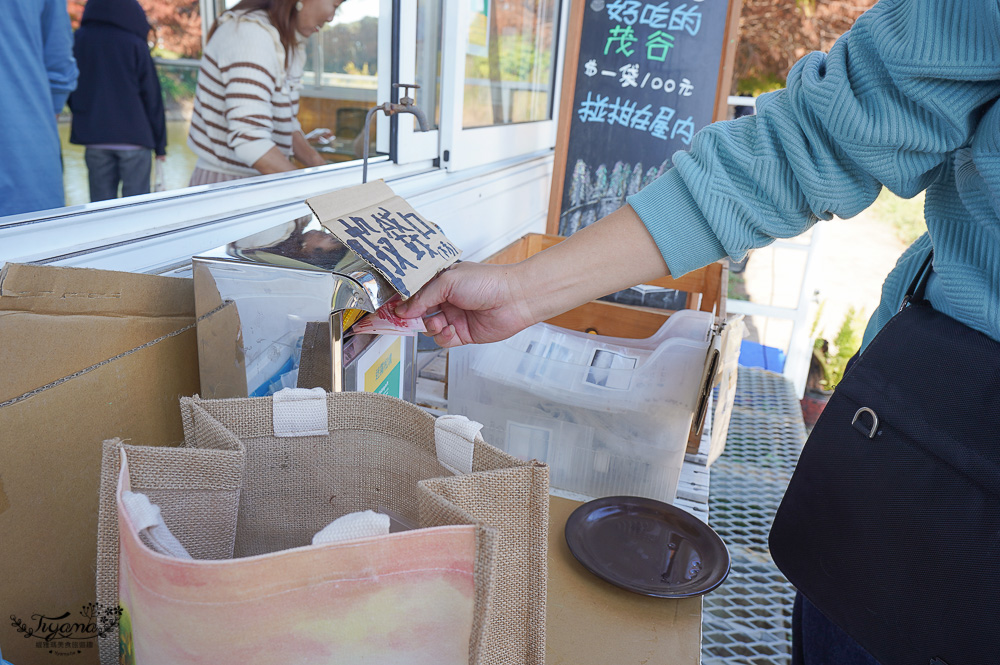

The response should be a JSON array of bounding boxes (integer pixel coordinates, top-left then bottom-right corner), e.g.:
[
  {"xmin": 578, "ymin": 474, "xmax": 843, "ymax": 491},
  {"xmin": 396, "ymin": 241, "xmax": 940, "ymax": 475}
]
[
  {"xmin": 375, "ymin": 0, "xmax": 441, "ymax": 164},
  {"xmin": 3, "ymin": 1, "xmax": 570, "ymax": 270},
  {"xmin": 198, "ymin": 0, "xmax": 570, "ymax": 174},
  {"xmin": 439, "ymin": 0, "xmax": 569, "ymax": 172},
  {"xmin": 57, "ymin": 0, "xmax": 572, "ymax": 230}
]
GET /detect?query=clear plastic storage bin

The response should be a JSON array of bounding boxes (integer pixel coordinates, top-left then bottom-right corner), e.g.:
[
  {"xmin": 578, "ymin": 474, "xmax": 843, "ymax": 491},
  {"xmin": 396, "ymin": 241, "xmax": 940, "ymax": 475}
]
[{"xmin": 448, "ymin": 309, "xmax": 713, "ymax": 502}]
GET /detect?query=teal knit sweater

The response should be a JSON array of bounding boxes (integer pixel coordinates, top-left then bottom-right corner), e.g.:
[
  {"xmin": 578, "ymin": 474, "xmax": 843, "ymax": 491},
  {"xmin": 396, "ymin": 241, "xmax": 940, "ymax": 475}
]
[{"xmin": 627, "ymin": 0, "xmax": 1000, "ymax": 350}]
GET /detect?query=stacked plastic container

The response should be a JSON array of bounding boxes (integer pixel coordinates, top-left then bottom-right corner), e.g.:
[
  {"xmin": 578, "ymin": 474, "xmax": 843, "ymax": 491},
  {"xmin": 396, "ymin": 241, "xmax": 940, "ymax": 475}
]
[{"xmin": 448, "ymin": 309, "xmax": 714, "ymax": 503}]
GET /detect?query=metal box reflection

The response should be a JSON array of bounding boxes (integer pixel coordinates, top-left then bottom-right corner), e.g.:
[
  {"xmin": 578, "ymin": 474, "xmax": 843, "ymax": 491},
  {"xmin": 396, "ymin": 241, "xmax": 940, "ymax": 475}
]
[{"xmin": 192, "ymin": 214, "xmax": 416, "ymax": 400}]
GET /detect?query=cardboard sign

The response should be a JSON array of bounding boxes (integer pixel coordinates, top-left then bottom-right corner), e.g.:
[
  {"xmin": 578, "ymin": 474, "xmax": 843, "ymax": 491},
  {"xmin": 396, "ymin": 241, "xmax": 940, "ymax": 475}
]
[{"xmin": 306, "ymin": 181, "xmax": 462, "ymax": 299}]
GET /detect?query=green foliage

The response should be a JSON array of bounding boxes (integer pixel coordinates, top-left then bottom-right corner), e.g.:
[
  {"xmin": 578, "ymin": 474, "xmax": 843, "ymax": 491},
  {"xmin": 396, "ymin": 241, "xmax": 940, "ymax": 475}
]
[
  {"xmin": 869, "ymin": 188, "xmax": 927, "ymax": 246},
  {"xmin": 156, "ymin": 64, "xmax": 197, "ymax": 109},
  {"xmin": 727, "ymin": 269, "xmax": 746, "ymax": 301},
  {"xmin": 316, "ymin": 16, "xmax": 378, "ymax": 76},
  {"xmin": 736, "ymin": 74, "xmax": 785, "ymax": 97},
  {"xmin": 813, "ymin": 306, "xmax": 864, "ymax": 390},
  {"xmin": 467, "ymin": 35, "xmax": 553, "ymax": 83},
  {"xmin": 809, "ymin": 300, "xmax": 826, "ymax": 338},
  {"xmin": 795, "ymin": 0, "xmax": 816, "ymax": 15},
  {"xmin": 342, "ymin": 61, "xmax": 371, "ymax": 77}
]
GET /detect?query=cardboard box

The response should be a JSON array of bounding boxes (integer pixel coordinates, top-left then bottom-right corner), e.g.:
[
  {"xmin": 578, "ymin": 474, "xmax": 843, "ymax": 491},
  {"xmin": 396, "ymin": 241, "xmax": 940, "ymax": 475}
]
[
  {"xmin": 0, "ymin": 263, "xmax": 201, "ymax": 665},
  {"xmin": 482, "ymin": 233, "xmax": 733, "ymax": 455}
]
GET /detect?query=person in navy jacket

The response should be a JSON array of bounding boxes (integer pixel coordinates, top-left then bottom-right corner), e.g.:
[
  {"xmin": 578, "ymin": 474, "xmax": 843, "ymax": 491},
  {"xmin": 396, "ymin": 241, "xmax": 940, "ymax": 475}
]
[{"xmin": 69, "ymin": 0, "xmax": 167, "ymax": 201}]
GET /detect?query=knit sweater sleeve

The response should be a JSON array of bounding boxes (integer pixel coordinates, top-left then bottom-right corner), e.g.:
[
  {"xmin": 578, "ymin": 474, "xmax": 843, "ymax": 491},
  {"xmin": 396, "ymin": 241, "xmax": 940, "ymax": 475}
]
[
  {"xmin": 627, "ymin": 0, "xmax": 1000, "ymax": 277},
  {"xmin": 215, "ymin": 21, "xmax": 282, "ymax": 167}
]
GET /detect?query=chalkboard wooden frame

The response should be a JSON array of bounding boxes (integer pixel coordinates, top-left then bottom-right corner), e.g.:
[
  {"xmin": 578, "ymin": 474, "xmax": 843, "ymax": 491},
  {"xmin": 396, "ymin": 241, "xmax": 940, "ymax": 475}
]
[{"xmin": 546, "ymin": 0, "xmax": 744, "ymax": 235}]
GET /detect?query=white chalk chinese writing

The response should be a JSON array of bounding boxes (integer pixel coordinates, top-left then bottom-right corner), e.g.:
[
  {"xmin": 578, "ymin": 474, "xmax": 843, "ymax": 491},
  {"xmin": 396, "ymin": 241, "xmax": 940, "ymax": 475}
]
[{"xmin": 577, "ymin": 92, "xmax": 695, "ymax": 144}]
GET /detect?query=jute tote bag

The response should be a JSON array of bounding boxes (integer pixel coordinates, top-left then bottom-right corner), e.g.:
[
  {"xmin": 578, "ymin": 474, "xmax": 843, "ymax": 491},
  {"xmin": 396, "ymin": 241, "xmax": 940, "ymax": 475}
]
[{"xmin": 96, "ymin": 390, "xmax": 549, "ymax": 665}]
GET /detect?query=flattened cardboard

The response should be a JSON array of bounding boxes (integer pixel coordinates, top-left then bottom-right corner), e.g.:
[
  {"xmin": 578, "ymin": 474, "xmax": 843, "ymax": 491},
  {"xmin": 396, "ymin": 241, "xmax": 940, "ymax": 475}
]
[
  {"xmin": 191, "ymin": 266, "xmax": 248, "ymax": 399},
  {"xmin": 1, "ymin": 263, "xmax": 194, "ymax": 403},
  {"xmin": 0, "ymin": 264, "xmax": 201, "ymax": 665},
  {"xmin": 306, "ymin": 180, "xmax": 461, "ymax": 299},
  {"xmin": 708, "ymin": 314, "xmax": 745, "ymax": 466},
  {"xmin": 546, "ymin": 496, "xmax": 701, "ymax": 664}
]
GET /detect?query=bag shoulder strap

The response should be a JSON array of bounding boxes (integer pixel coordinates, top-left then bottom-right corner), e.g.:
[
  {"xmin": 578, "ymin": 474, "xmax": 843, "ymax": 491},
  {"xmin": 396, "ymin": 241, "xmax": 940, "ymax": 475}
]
[{"xmin": 899, "ymin": 250, "xmax": 934, "ymax": 312}]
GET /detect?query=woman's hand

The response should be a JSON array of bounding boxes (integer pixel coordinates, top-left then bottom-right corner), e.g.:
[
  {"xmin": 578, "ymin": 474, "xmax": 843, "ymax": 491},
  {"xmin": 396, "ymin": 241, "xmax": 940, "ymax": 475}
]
[
  {"xmin": 252, "ymin": 146, "xmax": 297, "ymax": 174},
  {"xmin": 293, "ymin": 130, "xmax": 329, "ymax": 168},
  {"xmin": 395, "ymin": 262, "xmax": 537, "ymax": 347},
  {"xmin": 397, "ymin": 204, "xmax": 672, "ymax": 347}
]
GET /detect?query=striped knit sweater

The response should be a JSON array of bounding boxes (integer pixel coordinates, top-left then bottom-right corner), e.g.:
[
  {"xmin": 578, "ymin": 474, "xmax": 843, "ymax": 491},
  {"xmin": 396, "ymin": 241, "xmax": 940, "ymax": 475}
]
[
  {"xmin": 627, "ymin": 0, "xmax": 1000, "ymax": 352},
  {"xmin": 187, "ymin": 10, "xmax": 305, "ymax": 176}
]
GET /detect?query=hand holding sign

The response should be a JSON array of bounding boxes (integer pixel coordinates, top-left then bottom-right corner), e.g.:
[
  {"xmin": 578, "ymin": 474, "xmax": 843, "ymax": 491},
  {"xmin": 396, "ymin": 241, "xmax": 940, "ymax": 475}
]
[
  {"xmin": 395, "ymin": 261, "xmax": 538, "ymax": 348},
  {"xmin": 306, "ymin": 181, "xmax": 462, "ymax": 300}
]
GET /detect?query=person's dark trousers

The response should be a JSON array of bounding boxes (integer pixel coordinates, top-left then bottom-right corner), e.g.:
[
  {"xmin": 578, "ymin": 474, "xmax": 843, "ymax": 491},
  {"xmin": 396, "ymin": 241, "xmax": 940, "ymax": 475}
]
[
  {"xmin": 792, "ymin": 593, "xmax": 881, "ymax": 665},
  {"xmin": 84, "ymin": 147, "xmax": 151, "ymax": 201}
]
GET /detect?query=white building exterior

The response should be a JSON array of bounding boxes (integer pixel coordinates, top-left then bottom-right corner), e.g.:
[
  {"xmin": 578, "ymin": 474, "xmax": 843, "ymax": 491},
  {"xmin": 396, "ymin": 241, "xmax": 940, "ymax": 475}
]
[{"xmin": 0, "ymin": 2, "xmax": 817, "ymax": 394}]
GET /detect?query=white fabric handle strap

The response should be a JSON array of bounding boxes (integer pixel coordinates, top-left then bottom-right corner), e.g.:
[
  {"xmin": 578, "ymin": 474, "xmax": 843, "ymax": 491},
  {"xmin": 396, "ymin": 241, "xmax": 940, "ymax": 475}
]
[
  {"xmin": 121, "ymin": 491, "xmax": 193, "ymax": 560},
  {"xmin": 434, "ymin": 414, "xmax": 482, "ymax": 475},
  {"xmin": 272, "ymin": 387, "xmax": 329, "ymax": 437},
  {"xmin": 312, "ymin": 510, "xmax": 391, "ymax": 545}
]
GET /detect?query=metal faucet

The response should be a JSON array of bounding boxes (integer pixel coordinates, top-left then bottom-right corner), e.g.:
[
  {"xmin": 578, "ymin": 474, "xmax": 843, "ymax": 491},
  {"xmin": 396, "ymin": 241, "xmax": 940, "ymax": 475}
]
[{"xmin": 362, "ymin": 83, "xmax": 430, "ymax": 183}]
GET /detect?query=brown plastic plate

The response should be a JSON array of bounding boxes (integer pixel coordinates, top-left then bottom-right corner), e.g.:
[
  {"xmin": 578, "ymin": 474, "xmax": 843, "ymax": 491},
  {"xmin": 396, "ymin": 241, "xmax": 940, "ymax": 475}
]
[{"xmin": 565, "ymin": 495, "xmax": 731, "ymax": 598}]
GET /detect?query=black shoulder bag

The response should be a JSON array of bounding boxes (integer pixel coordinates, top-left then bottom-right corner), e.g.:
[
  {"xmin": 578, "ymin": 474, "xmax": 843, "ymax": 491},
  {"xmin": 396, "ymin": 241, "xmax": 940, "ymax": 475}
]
[{"xmin": 769, "ymin": 252, "xmax": 1000, "ymax": 665}]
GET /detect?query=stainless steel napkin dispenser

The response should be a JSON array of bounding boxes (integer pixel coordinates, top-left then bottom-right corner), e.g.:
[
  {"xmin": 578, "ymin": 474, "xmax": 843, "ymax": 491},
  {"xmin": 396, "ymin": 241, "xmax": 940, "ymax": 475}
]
[{"xmin": 192, "ymin": 214, "xmax": 416, "ymax": 400}]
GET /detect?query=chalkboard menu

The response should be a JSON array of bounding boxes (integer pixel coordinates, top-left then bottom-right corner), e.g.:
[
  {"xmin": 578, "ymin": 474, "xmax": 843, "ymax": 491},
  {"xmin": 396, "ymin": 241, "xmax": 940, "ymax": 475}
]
[{"xmin": 549, "ymin": 0, "xmax": 739, "ymax": 236}]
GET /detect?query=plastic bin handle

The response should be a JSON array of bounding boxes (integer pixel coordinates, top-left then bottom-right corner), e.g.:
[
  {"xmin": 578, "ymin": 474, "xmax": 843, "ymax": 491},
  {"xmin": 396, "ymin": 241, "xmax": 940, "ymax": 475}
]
[{"xmin": 690, "ymin": 328, "xmax": 723, "ymax": 440}]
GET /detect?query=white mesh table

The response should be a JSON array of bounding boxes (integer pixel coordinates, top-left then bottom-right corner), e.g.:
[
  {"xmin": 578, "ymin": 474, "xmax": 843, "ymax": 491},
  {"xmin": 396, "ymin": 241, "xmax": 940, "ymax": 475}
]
[{"xmin": 701, "ymin": 366, "xmax": 807, "ymax": 665}]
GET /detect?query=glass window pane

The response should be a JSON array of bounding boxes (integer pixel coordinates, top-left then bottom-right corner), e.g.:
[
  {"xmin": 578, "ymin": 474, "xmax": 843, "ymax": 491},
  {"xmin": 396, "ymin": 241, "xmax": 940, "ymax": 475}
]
[
  {"xmin": 63, "ymin": 0, "xmax": 204, "ymax": 204},
  {"xmin": 462, "ymin": 0, "xmax": 560, "ymax": 128},
  {"xmin": 61, "ymin": 0, "xmax": 388, "ymax": 207},
  {"xmin": 145, "ymin": 0, "xmax": 204, "ymax": 58},
  {"xmin": 146, "ymin": 0, "xmax": 203, "ymax": 191},
  {"xmin": 416, "ymin": 0, "xmax": 443, "ymax": 130},
  {"xmin": 300, "ymin": 0, "xmax": 381, "ymax": 163},
  {"xmin": 151, "ymin": 60, "xmax": 201, "ymax": 191}
]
